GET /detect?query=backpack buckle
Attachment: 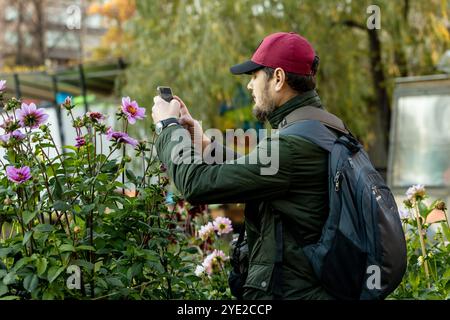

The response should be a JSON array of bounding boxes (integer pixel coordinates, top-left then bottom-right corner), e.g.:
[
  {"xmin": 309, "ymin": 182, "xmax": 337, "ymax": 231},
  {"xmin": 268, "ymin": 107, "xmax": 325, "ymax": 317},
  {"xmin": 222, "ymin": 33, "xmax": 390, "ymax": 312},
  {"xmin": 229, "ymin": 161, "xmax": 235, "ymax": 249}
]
[{"xmin": 337, "ymin": 135, "xmax": 361, "ymax": 154}]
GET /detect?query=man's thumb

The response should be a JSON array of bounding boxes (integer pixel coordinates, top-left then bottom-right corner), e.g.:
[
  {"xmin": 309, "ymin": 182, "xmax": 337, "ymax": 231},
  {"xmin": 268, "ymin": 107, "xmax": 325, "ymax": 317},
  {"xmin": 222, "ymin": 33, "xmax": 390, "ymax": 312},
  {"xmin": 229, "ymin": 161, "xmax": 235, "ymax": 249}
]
[{"xmin": 169, "ymin": 99, "xmax": 180, "ymax": 109}]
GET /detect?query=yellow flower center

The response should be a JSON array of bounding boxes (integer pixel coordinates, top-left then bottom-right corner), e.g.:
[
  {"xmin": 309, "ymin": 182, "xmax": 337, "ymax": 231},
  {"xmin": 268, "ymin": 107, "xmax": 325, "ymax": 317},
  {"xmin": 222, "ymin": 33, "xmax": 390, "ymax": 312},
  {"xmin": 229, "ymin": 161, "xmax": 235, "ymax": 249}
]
[{"xmin": 127, "ymin": 105, "xmax": 137, "ymax": 115}]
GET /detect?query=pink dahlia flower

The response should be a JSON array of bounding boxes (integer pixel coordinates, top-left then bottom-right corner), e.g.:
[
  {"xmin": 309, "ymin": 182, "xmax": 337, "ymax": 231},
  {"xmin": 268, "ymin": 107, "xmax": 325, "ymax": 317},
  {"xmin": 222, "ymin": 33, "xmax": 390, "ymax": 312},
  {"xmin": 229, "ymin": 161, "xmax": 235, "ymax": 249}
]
[
  {"xmin": 6, "ymin": 166, "xmax": 32, "ymax": 184},
  {"xmin": 16, "ymin": 103, "xmax": 49, "ymax": 129},
  {"xmin": 121, "ymin": 97, "xmax": 145, "ymax": 124}
]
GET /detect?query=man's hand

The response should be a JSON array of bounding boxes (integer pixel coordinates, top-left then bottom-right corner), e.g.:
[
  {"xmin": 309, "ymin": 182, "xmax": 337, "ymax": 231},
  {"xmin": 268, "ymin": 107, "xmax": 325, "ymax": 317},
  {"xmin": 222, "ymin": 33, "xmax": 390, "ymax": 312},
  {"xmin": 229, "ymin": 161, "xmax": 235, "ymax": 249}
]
[
  {"xmin": 174, "ymin": 95, "xmax": 211, "ymax": 150},
  {"xmin": 151, "ymin": 96, "xmax": 181, "ymax": 123}
]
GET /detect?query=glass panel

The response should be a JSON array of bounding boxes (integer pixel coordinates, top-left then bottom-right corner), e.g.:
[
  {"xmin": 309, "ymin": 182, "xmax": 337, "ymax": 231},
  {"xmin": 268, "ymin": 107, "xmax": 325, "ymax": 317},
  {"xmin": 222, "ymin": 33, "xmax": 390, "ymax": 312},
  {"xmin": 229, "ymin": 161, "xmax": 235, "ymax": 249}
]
[{"xmin": 392, "ymin": 94, "xmax": 450, "ymax": 187}]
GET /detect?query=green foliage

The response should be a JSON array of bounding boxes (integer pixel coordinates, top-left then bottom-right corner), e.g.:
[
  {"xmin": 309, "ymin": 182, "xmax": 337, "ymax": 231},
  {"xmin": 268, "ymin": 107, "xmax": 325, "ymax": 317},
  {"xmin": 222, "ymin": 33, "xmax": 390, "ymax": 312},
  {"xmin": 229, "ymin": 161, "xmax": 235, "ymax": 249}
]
[{"xmin": 389, "ymin": 188, "xmax": 450, "ymax": 300}]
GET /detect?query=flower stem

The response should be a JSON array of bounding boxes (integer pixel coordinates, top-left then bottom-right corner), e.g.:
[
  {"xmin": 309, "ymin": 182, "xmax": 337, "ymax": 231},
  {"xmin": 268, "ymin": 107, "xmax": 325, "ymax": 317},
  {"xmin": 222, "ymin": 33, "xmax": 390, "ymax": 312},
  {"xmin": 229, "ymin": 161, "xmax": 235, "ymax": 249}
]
[{"xmin": 414, "ymin": 204, "xmax": 430, "ymax": 288}]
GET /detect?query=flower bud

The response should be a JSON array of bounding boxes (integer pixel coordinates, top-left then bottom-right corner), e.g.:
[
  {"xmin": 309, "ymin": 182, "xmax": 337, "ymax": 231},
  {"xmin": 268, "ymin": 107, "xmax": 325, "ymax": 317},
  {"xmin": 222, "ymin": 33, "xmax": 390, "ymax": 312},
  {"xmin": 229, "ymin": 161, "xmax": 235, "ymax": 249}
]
[
  {"xmin": 123, "ymin": 155, "xmax": 132, "ymax": 163},
  {"xmin": 403, "ymin": 199, "xmax": 413, "ymax": 209},
  {"xmin": 61, "ymin": 96, "xmax": 74, "ymax": 110},
  {"xmin": 161, "ymin": 176, "xmax": 170, "ymax": 187},
  {"xmin": 39, "ymin": 124, "xmax": 49, "ymax": 133},
  {"xmin": 435, "ymin": 201, "xmax": 447, "ymax": 211},
  {"xmin": 4, "ymin": 97, "xmax": 21, "ymax": 111},
  {"xmin": 73, "ymin": 226, "xmax": 81, "ymax": 234}
]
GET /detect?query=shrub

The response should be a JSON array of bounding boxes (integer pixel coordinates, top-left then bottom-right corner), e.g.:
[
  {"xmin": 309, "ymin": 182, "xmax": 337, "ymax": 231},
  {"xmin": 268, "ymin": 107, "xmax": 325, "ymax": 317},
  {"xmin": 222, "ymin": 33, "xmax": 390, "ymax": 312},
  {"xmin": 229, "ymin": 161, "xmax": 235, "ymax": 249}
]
[{"xmin": 0, "ymin": 82, "xmax": 231, "ymax": 300}]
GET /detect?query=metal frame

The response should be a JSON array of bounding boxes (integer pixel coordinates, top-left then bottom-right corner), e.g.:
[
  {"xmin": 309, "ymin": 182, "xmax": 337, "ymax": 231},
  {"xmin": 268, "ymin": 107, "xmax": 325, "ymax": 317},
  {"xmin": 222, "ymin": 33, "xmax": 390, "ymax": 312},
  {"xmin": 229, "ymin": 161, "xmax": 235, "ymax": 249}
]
[
  {"xmin": 0, "ymin": 58, "xmax": 126, "ymax": 152},
  {"xmin": 387, "ymin": 74, "xmax": 450, "ymax": 196}
]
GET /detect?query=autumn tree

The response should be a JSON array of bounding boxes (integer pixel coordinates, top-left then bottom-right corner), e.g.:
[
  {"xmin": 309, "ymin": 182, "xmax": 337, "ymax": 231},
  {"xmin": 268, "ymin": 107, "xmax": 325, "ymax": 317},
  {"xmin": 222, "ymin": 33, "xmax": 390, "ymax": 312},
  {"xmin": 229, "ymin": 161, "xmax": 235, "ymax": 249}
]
[{"xmin": 87, "ymin": 0, "xmax": 136, "ymax": 59}]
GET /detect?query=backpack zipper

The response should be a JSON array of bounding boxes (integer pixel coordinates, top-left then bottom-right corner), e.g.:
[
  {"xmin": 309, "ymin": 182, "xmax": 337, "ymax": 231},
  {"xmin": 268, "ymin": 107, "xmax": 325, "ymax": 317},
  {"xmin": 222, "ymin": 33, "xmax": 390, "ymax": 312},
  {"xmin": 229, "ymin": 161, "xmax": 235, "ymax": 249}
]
[
  {"xmin": 348, "ymin": 157, "xmax": 355, "ymax": 169},
  {"xmin": 372, "ymin": 186, "xmax": 382, "ymax": 201},
  {"xmin": 334, "ymin": 171, "xmax": 341, "ymax": 191}
]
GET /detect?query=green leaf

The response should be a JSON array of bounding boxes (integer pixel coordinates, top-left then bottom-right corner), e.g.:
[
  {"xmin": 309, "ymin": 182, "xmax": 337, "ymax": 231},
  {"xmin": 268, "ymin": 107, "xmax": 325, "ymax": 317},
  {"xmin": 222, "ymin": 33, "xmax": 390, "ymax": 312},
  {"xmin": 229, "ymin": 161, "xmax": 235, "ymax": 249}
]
[
  {"xmin": 0, "ymin": 282, "xmax": 7, "ymax": 297},
  {"xmin": 80, "ymin": 204, "xmax": 96, "ymax": 215},
  {"xmin": 34, "ymin": 224, "xmax": 54, "ymax": 233},
  {"xmin": 0, "ymin": 295, "xmax": 20, "ymax": 300},
  {"xmin": 47, "ymin": 266, "xmax": 65, "ymax": 283},
  {"xmin": 23, "ymin": 211, "xmax": 38, "ymax": 225},
  {"xmin": 11, "ymin": 257, "xmax": 32, "ymax": 272},
  {"xmin": 184, "ymin": 246, "xmax": 200, "ymax": 254},
  {"xmin": 23, "ymin": 274, "xmax": 39, "ymax": 293},
  {"xmin": 126, "ymin": 169, "xmax": 138, "ymax": 184},
  {"xmin": 3, "ymin": 272, "xmax": 16, "ymax": 285},
  {"xmin": 62, "ymin": 145, "xmax": 79, "ymax": 152},
  {"xmin": 0, "ymin": 248, "xmax": 13, "ymax": 258},
  {"xmin": 127, "ymin": 263, "xmax": 143, "ymax": 281},
  {"xmin": 42, "ymin": 290, "xmax": 55, "ymax": 300},
  {"xmin": 23, "ymin": 231, "xmax": 33, "ymax": 246},
  {"xmin": 106, "ymin": 277, "xmax": 124, "ymax": 288},
  {"xmin": 441, "ymin": 223, "xmax": 450, "ymax": 241},
  {"xmin": 53, "ymin": 200, "xmax": 71, "ymax": 211},
  {"xmin": 418, "ymin": 201, "xmax": 430, "ymax": 218},
  {"xmin": 59, "ymin": 244, "xmax": 75, "ymax": 253},
  {"xmin": 76, "ymin": 245, "xmax": 95, "ymax": 252},
  {"xmin": 38, "ymin": 143, "xmax": 54, "ymax": 148},
  {"xmin": 71, "ymin": 259, "xmax": 94, "ymax": 271},
  {"xmin": 94, "ymin": 260, "xmax": 103, "ymax": 273},
  {"xmin": 35, "ymin": 257, "xmax": 48, "ymax": 276},
  {"xmin": 52, "ymin": 177, "xmax": 64, "ymax": 200}
]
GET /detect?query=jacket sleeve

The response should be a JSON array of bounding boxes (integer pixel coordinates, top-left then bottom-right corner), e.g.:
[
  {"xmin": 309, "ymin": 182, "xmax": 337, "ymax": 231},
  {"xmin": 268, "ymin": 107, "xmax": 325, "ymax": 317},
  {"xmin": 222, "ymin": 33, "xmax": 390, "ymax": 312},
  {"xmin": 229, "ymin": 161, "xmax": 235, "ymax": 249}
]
[{"xmin": 155, "ymin": 125, "xmax": 293, "ymax": 204}]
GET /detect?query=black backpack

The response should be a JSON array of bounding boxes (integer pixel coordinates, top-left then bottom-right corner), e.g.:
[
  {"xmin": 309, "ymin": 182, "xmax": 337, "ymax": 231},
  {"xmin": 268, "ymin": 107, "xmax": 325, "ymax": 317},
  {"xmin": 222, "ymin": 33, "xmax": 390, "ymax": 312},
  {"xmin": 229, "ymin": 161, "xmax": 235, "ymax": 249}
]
[{"xmin": 278, "ymin": 106, "xmax": 407, "ymax": 299}]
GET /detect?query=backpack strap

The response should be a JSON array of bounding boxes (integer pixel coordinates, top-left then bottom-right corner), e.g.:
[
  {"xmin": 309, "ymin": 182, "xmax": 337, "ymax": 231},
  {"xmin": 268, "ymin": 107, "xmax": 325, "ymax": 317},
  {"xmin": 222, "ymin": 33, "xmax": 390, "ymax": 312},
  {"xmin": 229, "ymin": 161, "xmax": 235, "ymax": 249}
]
[
  {"xmin": 279, "ymin": 106, "xmax": 349, "ymax": 135},
  {"xmin": 280, "ymin": 119, "xmax": 337, "ymax": 153}
]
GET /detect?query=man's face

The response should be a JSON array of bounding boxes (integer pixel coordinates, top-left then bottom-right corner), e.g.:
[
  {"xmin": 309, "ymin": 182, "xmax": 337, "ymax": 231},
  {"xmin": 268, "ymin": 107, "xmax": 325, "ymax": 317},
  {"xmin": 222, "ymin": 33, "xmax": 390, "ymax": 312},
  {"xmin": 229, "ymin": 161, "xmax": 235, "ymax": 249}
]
[{"xmin": 247, "ymin": 69, "xmax": 277, "ymax": 122}]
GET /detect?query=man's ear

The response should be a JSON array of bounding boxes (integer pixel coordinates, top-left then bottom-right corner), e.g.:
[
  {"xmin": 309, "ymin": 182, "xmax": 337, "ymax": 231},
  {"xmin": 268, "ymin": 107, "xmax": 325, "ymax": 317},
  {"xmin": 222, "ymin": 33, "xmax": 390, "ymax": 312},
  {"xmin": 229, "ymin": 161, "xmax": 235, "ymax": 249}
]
[{"xmin": 273, "ymin": 68, "xmax": 286, "ymax": 92}]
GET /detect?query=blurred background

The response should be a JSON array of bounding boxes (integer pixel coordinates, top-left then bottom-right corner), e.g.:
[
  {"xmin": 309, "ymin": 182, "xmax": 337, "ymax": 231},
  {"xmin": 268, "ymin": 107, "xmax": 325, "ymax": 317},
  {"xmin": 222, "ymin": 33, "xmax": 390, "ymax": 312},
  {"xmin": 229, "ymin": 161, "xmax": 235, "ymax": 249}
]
[{"xmin": 0, "ymin": 0, "xmax": 449, "ymax": 222}]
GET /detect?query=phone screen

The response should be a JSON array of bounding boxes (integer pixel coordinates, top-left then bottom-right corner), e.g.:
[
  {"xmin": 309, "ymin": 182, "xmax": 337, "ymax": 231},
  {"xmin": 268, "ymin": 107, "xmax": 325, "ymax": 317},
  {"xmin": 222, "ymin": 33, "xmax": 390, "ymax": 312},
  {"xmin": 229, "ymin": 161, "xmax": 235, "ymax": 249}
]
[{"xmin": 157, "ymin": 86, "xmax": 173, "ymax": 102}]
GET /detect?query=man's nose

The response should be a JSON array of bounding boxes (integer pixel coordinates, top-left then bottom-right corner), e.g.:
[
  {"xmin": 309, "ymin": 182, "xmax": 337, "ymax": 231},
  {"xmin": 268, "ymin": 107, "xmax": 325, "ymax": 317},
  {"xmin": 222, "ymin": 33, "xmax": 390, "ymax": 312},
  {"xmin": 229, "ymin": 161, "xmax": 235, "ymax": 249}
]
[{"xmin": 247, "ymin": 79, "xmax": 253, "ymax": 91}]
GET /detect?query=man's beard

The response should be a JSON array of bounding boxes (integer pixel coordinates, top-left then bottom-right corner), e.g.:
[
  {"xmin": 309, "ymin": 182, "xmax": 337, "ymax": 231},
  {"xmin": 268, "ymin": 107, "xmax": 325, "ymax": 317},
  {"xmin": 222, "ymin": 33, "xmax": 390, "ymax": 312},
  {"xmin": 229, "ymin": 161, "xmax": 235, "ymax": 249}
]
[{"xmin": 252, "ymin": 84, "xmax": 277, "ymax": 122}]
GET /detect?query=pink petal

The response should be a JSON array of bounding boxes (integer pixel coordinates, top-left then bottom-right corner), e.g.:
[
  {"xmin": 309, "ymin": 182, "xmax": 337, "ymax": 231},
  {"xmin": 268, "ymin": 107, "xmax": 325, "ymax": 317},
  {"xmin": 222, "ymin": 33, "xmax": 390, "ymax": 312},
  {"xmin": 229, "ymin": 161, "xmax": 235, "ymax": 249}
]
[
  {"xmin": 130, "ymin": 100, "xmax": 139, "ymax": 109},
  {"xmin": 20, "ymin": 103, "xmax": 30, "ymax": 114},
  {"xmin": 426, "ymin": 209, "xmax": 447, "ymax": 224},
  {"xmin": 122, "ymin": 97, "xmax": 131, "ymax": 107},
  {"xmin": 127, "ymin": 115, "xmax": 136, "ymax": 124}
]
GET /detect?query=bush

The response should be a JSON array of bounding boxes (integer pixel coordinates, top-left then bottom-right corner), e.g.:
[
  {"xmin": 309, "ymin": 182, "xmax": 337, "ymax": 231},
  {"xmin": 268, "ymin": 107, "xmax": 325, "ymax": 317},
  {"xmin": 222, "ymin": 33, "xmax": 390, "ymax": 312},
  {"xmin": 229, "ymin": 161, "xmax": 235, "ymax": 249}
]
[
  {"xmin": 0, "ymin": 83, "xmax": 231, "ymax": 300},
  {"xmin": 389, "ymin": 185, "xmax": 450, "ymax": 299}
]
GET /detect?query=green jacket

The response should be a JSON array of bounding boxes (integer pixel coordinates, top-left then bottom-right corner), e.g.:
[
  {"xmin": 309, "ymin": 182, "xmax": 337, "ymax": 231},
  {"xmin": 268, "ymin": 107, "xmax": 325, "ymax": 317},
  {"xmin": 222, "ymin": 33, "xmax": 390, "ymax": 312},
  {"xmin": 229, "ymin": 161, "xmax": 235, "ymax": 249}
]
[{"xmin": 156, "ymin": 90, "xmax": 333, "ymax": 300}]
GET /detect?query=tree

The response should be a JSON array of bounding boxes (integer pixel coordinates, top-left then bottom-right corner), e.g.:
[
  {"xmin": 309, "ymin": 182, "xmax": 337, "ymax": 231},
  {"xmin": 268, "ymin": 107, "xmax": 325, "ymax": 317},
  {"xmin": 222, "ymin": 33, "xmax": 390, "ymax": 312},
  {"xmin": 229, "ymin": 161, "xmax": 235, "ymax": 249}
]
[
  {"xmin": 123, "ymin": 0, "xmax": 449, "ymax": 169},
  {"xmin": 87, "ymin": 0, "xmax": 136, "ymax": 60}
]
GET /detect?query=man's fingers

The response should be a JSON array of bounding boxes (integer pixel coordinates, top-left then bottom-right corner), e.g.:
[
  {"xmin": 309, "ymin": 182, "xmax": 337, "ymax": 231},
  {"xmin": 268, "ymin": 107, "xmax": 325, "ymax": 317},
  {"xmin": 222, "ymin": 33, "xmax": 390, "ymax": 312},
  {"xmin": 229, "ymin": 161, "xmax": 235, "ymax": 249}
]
[
  {"xmin": 178, "ymin": 115, "xmax": 194, "ymax": 127},
  {"xmin": 173, "ymin": 96, "xmax": 191, "ymax": 117}
]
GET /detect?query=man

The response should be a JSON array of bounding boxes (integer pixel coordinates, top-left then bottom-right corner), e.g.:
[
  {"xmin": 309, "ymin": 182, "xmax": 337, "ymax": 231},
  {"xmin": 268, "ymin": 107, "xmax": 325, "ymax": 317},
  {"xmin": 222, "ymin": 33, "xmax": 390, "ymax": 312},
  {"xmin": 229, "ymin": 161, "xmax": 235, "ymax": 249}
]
[{"xmin": 151, "ymin": 32, "xmax": 333, "ymax": 299}]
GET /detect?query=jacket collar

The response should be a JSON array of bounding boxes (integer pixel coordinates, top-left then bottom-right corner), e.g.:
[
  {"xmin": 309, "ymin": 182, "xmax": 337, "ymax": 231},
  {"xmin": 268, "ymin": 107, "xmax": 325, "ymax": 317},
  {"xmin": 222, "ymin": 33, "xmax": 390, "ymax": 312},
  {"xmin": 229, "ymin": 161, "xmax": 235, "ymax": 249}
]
[{"xmin": 267, "ymin": 90, "xmax": 323, "ymax": 129}]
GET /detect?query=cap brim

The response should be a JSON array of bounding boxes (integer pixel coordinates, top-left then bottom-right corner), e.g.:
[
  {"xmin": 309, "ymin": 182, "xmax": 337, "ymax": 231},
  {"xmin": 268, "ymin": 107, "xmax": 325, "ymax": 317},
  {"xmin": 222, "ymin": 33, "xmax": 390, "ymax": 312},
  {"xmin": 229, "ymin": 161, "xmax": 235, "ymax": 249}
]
[{"xmin": 230, "ymin": 60, "xmax": 263, "ymax": 75}]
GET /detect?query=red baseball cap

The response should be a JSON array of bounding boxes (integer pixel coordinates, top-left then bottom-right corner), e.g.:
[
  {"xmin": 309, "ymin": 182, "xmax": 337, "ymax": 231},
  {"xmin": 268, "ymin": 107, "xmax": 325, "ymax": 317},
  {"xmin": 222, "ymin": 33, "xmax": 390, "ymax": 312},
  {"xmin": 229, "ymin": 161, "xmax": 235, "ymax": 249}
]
[{"xmin": 230, "ymin": 32, "xmax": 317, "ymax": 76}]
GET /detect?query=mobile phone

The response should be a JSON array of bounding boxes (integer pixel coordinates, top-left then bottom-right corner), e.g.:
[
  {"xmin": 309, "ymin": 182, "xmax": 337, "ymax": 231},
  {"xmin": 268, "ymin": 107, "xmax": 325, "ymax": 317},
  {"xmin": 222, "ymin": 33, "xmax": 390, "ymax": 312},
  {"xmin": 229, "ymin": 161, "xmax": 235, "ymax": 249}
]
[{"xmin": 157, "ymin": 86, "xmax": 173, "ymax": 103}]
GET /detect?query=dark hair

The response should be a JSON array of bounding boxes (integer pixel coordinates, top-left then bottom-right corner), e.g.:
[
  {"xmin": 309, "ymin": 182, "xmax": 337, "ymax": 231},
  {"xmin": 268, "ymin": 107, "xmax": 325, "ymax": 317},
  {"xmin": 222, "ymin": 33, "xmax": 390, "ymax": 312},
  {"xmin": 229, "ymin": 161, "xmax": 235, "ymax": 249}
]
[{"xmin": 262, "ymin": 55, "xmax": 319, "ymax": 93}]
